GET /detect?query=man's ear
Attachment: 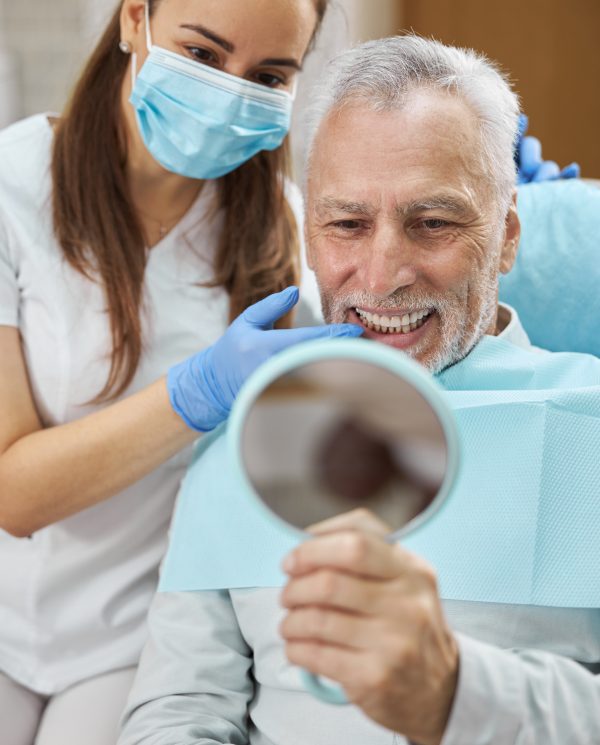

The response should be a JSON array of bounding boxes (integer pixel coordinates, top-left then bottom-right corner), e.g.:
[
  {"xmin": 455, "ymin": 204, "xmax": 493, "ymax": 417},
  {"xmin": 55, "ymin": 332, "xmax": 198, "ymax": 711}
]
[{"xmin": 499, "ymin": 191, "xmax": 520, "ymax": 275}]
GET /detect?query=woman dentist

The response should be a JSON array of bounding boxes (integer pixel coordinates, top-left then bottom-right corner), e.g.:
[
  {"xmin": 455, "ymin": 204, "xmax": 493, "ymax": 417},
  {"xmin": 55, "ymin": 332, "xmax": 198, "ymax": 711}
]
[{"xmin": 0, "ymin": 1, "xmax": 362, "ymax": 743}]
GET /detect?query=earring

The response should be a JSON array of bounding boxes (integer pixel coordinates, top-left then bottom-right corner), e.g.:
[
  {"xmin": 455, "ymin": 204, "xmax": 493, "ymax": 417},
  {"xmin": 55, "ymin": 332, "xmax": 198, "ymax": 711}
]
[{"xmin": 119, "ymin": 41, "xmax": 132, "ymax": 54}]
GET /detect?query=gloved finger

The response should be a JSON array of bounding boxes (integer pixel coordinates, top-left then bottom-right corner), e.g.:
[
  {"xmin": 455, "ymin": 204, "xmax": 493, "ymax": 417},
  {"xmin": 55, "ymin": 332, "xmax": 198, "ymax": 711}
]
[
  {"xmin": 266, "ymin": 323, "xmax": 363, "ymax": 353},
  {"xmin": 518, "ymin": 136, "xmax": 543, "ymax": 179},
  {"xmin": 517, "ymin": 113, "xmax": 529, "ymax": 140},
  {"xmin": 559, "ymin": 162, "xmax": 581, "ymax": 179},
  {"xmin": 241, "ymin": 286, "xmax": 300, "ymax": 329},
  {"xmin": 531, "ymin": 160, "xmax": 560, "ymax": 182}
]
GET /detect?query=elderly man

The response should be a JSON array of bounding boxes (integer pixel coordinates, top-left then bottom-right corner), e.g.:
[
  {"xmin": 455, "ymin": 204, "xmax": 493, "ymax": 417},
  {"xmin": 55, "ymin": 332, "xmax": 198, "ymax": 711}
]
[{"xmin": 119, "ymin": 36, "xmax": 600, "ymax": 745}]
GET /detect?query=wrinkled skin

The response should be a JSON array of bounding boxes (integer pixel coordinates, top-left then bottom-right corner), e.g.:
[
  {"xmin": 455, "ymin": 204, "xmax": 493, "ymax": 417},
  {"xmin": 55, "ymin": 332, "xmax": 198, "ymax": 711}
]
[{"xmin": 305, "ymin": 90, "xmax": 521, "ymax": 374}]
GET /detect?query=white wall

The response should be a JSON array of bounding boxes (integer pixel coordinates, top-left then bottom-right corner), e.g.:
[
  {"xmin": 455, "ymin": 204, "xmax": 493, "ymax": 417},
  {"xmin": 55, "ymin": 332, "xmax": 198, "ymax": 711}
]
[
  {"xmin": 0, "ymin": 0, "xmax": 86, "ymax": 119},
  {"xmin": 0, "ymin": 0, "xmax": 20, "ymax": 126},
  {"xmin": 291, "ymin": 0, "xmax": 400, "ymax": 177}
]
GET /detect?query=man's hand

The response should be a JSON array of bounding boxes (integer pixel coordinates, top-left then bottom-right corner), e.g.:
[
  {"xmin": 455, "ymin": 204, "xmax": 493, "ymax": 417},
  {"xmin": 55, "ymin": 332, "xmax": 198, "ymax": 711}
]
[{"xmin": 280, "ymin": 512, "xmax": 459, "ymax": 745}]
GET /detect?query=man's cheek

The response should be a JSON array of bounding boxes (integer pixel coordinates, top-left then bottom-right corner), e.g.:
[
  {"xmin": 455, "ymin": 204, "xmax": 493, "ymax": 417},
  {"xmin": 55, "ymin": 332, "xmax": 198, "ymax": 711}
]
[{"xmin": 314, "ymin": 244, "xmax": 356, "ymax": 289}]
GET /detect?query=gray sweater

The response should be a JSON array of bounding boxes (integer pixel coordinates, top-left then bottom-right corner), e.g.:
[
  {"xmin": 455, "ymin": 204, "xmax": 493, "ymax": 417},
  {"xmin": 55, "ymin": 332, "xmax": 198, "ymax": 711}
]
[{"xmin": 119, "ymin": 589, "xmax": 600, "ymax": 744}]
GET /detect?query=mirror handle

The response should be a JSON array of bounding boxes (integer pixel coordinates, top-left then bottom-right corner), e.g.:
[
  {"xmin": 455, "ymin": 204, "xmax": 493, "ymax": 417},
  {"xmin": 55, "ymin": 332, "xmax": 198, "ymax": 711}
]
[{"xmin": 300, "ymin": 669, "xmax": 348, "ymax": 705}]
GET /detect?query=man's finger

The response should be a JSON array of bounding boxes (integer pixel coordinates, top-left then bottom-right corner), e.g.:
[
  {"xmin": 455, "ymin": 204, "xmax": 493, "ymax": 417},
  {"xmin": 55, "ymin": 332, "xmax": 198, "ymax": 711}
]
[
  {"xmin": 282, "ymin": 530, "xmax": 408, "ymax": 580},
  {"xmin": 281, "ymin": 567, "xmax": 385, "ymax": 614},
  {"xmin": 307, "ymin": 508, "xmax": 392, "ymax": 538},
  {"xmin": 280, "ymin": 606, "xmax": 376, "ymax": 650},
  {"xmin": 285, "ymin": 639, "xmax": 362, "ymax": 694}
]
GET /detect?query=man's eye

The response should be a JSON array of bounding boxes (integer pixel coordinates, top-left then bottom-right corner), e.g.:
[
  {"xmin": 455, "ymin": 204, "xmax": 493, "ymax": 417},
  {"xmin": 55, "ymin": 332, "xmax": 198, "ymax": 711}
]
[
  {"xmin": 255, "ymin": 72, "xmax": 286, "ymax": 88},
  {"xmin": 332, "ymin": 220, "xmax": 362, "ymax": 230},
  {"xmin": 421, "ymin": 218, "xmax": 450, "ymax": 230},
  {"xmin": 186, "ymin": 47, "xmax": 218, "ymax": 65}
]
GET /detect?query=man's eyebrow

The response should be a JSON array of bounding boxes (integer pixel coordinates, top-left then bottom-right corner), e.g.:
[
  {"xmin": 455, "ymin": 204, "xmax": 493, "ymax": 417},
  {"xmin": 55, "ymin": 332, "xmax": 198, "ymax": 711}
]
[
  {"xmin": 179, "ymin": 24, "xmax": 235, "ymax": 53},
  {"xmin": 315, "ymin": 197, "xmax": 375, "ymax": 216},
  {"xmin": 399, "ymin": 196, "xmax": 472, "ymax": 215}
]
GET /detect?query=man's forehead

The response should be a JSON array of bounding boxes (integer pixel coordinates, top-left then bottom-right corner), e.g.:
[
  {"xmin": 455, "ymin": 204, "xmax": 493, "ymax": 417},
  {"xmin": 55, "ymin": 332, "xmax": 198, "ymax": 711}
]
[
  {"xmin": 308, "ymin": 94, "xmax": 485, "ymax": 212},
  {"xmin": 317, "ymin": 90, "xmax": 479, "ymax": 151}
]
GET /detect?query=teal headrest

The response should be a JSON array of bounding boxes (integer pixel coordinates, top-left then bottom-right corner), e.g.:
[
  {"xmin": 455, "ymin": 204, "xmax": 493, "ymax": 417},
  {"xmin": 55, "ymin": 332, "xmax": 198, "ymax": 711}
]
[{"xmin": 500, "ymin": 181, "xmax": 600, "ymax": 357}]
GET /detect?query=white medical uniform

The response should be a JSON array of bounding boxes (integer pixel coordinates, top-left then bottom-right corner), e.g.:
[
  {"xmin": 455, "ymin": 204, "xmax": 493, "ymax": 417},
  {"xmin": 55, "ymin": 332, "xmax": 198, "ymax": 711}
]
[{"xmin": 0, "ymin": 114, "xmax": 319, "ymax": 695}]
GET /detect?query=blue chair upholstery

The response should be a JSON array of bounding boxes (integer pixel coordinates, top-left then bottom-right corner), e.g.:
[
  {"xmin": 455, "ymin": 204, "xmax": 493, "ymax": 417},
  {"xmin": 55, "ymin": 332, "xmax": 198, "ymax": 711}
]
[{"xmin": 500, "ymin": 180, "xmax": 600, "ymax": 357}]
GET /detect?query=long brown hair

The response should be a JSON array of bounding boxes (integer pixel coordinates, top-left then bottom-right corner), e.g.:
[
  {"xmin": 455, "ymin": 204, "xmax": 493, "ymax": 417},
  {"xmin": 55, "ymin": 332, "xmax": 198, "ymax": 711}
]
[{"xmin": 51, "ymin": 0, "xmax": 328, "ymax": 402}]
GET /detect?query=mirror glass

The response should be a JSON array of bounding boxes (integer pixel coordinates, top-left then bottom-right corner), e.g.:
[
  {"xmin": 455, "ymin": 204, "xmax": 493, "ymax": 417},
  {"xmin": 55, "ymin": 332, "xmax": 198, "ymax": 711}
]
[{"xmin": 241, "ymin": 358, "xmax": 448, "ymax": 536}]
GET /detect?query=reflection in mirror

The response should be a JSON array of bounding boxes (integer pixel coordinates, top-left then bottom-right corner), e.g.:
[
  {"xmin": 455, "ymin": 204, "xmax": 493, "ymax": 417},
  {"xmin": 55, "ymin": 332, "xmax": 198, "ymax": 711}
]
[{"xmin": 241, "ymin": 359, "xmax": 447, "ymax": 536}]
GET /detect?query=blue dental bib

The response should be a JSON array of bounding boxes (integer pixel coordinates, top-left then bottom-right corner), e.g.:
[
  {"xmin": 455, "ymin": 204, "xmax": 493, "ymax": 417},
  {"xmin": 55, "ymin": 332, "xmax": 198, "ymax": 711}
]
[{"xmin": 160, "ymin": 335, "xmax": 600, "ymax": 608}]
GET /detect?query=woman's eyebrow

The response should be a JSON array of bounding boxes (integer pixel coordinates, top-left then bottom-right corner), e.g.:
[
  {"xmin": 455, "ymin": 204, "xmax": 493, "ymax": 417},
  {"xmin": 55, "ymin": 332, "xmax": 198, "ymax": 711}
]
[
  {"xmin": 179, "ymin": 24, "xmax": 234, "ymax": 53},
  {"xmin": 260, "ymin": 58, "xmax": 302, "ymax": 71},
  {"xmin": 178, "ymin": 26, "xmax": 302, "ymax": 70}
]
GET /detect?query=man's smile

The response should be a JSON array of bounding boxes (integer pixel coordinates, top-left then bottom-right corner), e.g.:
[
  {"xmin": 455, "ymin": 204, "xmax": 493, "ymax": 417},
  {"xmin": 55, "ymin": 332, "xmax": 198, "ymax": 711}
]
[
  {"xmin": 355, "ymin": 306, "xmax": 434, "ymax": 334},
  {"xmin": 348, "ymin": 307, "xmax": 437, "ymax": 349}
]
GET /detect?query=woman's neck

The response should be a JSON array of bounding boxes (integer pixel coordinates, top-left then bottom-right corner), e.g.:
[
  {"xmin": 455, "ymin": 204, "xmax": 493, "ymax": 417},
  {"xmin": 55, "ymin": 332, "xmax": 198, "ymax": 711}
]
[{"xmin": 119, "ymin": 77, "xmax": 204, "ymax": 244}]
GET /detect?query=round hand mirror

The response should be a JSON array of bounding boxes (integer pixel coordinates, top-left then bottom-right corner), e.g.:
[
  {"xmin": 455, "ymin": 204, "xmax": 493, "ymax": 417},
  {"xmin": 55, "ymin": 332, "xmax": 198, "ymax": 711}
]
[{"xmin": 228, "ymin": 338, "xmax": 459, "ymax": 704}]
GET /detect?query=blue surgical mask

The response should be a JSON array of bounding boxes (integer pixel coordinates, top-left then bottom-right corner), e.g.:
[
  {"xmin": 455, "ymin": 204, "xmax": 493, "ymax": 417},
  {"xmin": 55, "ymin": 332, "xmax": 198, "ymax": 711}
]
[{"xmin": 129, "ymin": 2, "xmax": 295, "ymax": 179}]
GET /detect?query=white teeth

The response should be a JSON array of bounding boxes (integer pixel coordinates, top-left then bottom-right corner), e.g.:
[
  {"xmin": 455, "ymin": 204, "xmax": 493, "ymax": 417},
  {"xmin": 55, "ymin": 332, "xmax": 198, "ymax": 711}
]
[{"xmin": 355, "ymin": 307, "xmax": 432, "ymax": 335}]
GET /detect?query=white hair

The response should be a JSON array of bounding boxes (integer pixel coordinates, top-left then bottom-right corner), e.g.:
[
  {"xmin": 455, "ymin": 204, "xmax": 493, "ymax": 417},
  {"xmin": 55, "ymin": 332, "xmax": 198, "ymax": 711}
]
[{"xmin": 305, "ymin": 34, "xmax": 520, "ymax": 211}]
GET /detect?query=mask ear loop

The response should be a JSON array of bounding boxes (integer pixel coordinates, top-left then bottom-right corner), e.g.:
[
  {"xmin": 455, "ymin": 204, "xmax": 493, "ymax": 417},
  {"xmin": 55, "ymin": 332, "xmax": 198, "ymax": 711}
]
[
  {"xmin": 131, "ymin": 2, "xmax": 153, "ymax": 90},
  {"xmin": 131, "ymin": 52, "xmax": 138, "ymax": 89}
]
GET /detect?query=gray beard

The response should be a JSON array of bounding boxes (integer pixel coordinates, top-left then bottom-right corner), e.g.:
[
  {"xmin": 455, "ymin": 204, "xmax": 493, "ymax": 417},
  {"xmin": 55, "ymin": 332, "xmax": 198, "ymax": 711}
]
[{"xmin": 318, "ymin": 274, "xmax": 498, "ymax": 375}]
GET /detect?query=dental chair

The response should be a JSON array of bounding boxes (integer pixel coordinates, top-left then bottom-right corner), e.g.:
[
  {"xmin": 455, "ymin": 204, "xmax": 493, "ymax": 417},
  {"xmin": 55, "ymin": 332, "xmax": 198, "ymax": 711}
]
[{"xmin": 500, "ymin": 180, "xmax": 600, "ymax": 358}]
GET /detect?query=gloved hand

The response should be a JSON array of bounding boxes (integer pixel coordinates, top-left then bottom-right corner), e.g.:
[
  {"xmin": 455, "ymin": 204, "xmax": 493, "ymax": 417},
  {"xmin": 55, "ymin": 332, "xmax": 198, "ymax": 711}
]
[
  {"xmin": 516, "ymin": 113, "xmax": 580, "ymax": 184},
  {"xmin": 167, "ymin": 286, "xmax": 363, "ymax": 431}
]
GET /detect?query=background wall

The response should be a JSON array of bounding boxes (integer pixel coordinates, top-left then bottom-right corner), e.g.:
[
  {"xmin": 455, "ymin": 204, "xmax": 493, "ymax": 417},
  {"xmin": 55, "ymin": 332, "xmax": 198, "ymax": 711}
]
[
  {"xmin": 0, "ymin": 0, "xmax": 598, "ymax": 174},
  {"xmin": 397, "ymin": 0, "xmax": 600, "ymax": 177},
  {"xmin": 0, "ymin": 0, "xmax": 87, "ymax": 122}
]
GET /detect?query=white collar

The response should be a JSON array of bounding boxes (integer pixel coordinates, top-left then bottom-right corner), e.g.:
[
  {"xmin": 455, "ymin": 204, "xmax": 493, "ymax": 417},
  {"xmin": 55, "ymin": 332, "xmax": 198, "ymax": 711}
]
[{"xmin": 495, "ymin": 302, "xmax": 533, "ymax": 351}]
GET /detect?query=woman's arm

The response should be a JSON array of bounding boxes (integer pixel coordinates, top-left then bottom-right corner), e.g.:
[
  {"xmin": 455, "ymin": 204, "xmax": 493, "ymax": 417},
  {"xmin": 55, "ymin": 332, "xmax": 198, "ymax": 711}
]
[
  {"xmin": 118, "ymin": 590, "xmax": 253, "ymax": 745},
  {"xmin": 0, "ymin": 288, "xmax": 361, "ymax": 536},
  {"xmin": 0, "ymin": 325, "xmax": 196, "ymax": 536}
]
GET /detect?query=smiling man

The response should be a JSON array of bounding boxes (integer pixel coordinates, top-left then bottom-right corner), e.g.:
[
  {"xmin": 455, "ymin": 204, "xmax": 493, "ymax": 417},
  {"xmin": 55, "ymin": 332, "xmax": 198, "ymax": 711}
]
[
  {"xmin": 119, "ymin": 36, "xmax": 600, "ymax": 745},
  {"xmin": 305, "ymin": 47, "xmax": 519, "ymax": 375}
]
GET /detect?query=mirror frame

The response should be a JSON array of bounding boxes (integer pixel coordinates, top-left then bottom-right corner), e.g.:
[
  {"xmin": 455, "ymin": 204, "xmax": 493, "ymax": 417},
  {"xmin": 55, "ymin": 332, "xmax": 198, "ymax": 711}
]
[{"xmin": 228, "ymin": 338, "xmax": 460, "ymax": 541}]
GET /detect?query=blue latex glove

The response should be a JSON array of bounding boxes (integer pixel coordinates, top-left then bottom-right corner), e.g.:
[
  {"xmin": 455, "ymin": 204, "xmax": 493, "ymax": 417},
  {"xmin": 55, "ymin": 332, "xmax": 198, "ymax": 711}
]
[
  {"xmin": 167, "ymin": 286, "xmax": 363, "ymax": 431},
  {"xmin": 516, "ymin": 113, "xmax": 580, "ymax": 184}
]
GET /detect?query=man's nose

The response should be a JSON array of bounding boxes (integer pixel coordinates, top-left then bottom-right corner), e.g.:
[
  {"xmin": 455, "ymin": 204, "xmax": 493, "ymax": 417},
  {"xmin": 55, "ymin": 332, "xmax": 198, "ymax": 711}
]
[{"xmin": 361, "ymin": 222, "xmax": 417, "ymax": 298}]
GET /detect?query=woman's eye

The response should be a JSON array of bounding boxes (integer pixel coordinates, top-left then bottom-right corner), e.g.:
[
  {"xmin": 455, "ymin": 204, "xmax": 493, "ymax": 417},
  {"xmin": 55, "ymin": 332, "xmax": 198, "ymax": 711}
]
[
  {"xmin": 255, "ymin": 72, "xmax": 286, "ymax": 88},
  {"xmin": 186, "ymin": 46, "xmax": 218, "ymax": 65}
]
